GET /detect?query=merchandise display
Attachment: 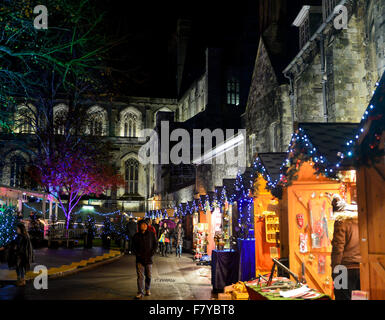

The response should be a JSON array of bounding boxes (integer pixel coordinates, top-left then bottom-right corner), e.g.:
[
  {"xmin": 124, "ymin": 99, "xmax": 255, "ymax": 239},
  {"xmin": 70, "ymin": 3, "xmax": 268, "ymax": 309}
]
[{"xmin": 245, "ymin": 276, "xmax": 330, "ymax": 300}]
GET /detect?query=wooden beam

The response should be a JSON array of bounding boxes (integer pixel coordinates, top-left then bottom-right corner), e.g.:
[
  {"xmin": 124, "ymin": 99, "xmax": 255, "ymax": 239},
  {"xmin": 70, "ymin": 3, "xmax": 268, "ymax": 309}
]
[{"xmin": 356, "ymin": 167, "xmax": 370, "ymax": 293}]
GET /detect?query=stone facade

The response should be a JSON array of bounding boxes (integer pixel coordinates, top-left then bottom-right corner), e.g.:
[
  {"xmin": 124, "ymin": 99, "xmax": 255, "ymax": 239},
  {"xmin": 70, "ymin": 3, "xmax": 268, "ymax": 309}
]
[
  {"xmin": 176, "ymin": 74, "xmax": 207, "ymax": 122},
  {"xmin": 246, "ymin": 0, "xmax": 385, "ymax": 163},
  {"xmin": 0, "ymin": 96, "xmax": 177, "ymax": 213},
  {"xmin": 245, "ymin": 38, "xmax": 293, "ymax": 164}
]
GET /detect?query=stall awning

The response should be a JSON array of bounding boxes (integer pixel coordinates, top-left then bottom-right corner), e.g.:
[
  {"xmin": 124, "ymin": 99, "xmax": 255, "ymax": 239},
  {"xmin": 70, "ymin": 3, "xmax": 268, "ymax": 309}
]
[{"xmin": 256, "ymin": 152, "xmax": 287, "ymax": 182}]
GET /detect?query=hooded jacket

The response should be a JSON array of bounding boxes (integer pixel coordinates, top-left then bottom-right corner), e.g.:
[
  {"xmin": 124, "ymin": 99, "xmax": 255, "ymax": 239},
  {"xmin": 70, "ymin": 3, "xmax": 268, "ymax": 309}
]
[
  {"xmin": 331, "ymin": 211, "xmax": 361, "ymax": 270},
  {"xmin": 132, "ymin": 230, "xmax": 158, "ymax": 265},
  {"xmin": 7, "ymin": 234, "xmax": 34, "ymax": 270}
]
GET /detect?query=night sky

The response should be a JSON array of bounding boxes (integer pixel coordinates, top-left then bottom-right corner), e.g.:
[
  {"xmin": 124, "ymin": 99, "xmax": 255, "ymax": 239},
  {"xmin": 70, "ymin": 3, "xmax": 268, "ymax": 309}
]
[{"xmin": 97, "ymin": 0, "xmax": 322, "ymax": 98}]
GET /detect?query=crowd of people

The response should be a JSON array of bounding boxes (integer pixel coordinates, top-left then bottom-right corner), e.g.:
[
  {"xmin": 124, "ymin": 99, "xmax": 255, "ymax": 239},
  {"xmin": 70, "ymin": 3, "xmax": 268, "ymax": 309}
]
[{"xmin": 125, "ymin": 217, "xmax": 185, "ymax": 258}]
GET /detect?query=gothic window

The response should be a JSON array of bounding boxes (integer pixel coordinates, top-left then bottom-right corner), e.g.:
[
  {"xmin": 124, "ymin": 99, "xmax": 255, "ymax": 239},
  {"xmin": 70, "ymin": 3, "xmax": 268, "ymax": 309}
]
[
  {"xmin": 227, "ymin": 78, "xmax": 240, "ymax": 106},
  {"xmin": 125, "ymin": 158, "xmax": 139, "ymax": 194},
  {"xmin": 53, "ymin": 105, "xmax": 68, "ymax": 135},
  {"xmin": 20, "ymin": 119, "xmax": 32, "ymax": 134},
  {"xmin": 299, "ymin": 13, "xmax": 310, "ymax": 49},
  {"xmin": 86, "ymin": 106, "xmax": 107, "ymax": 136},
  {"xmin": 322, "ymin": 0, "xmax": 338, "ymax": 21},
  {"xmin": 123, "ymin": 113, "xmax": 138, "ymax": 137},
  {"xmin": 10, "ymin": 155, "xmax": 25, "ymax": 188},
  {"xmin": 269, "ymin": 123, "xmax": 278, "ymax": 152},
  {"xmin": 249, "ymin": 134, "xmax": 256, "ymax": 158},
  {"xmin": 90, "ymin": 119, "xmax": 103, "ymax": 135},
  {"xmin": 15, "ymin": 105, "xmax": 34, "ymax": 134}
]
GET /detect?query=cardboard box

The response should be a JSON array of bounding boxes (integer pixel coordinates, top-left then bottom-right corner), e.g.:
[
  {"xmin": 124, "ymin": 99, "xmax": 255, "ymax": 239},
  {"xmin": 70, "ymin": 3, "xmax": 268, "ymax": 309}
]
[
  {"xmin": 352, "ymin": 291, "xmax": 369, "ymax": 300},
  {"xmin": 218, "ymin": 293, "xmax": 232, "ymax": 300},
  {"xmin": 232, "ymin": 291, "xmax": 249, "ymax": 300}
]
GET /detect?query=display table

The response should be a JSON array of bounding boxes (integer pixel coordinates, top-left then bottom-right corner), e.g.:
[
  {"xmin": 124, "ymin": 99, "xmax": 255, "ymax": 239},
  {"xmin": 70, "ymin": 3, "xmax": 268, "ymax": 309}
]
[
  {"xmin": 211, "ymin": 250, "xmax": 240, "ymax": 291},
  {"xmin": 245, "ymin": 277, "xmax": 330, "ymax": 300},
  {"xmin": 237, "ymin": 239, "xmax": 256, "ymax": 281}
]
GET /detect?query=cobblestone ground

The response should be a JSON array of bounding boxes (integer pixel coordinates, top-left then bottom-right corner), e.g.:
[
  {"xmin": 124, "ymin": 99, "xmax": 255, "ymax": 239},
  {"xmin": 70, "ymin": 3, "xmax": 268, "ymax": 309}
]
[{"xmin": 0, "ymin": 253, "xmax": 214, "ymax": 300}]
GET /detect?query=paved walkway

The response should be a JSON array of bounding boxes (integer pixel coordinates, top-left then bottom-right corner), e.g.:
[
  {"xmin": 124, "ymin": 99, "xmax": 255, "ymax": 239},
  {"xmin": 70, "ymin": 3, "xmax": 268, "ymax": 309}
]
[
  {"xmin": 0, "ymin": 247, "xmax": 111, "ymax": 281},
  {"xmin": 0, "ymin": 254, "xmax": 213, "ymax": 300}
]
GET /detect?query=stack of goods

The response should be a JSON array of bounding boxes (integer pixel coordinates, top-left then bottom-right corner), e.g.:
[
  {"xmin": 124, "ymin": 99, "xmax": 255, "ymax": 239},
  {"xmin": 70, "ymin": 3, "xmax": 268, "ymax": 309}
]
[
  {"xmin": 246, "ymin": 276, "xmax": 324, "ymax": 300},
  {"xmin": 218, "ymin": 281, "xmax": 249, "ymax": 300},
  {"xmin": 193, "ymin": 230, "xmax": 208, "ymax": 261},
  {"xmin": 214, "ymin": 231, "xmax": 225, "ymax": 250}
]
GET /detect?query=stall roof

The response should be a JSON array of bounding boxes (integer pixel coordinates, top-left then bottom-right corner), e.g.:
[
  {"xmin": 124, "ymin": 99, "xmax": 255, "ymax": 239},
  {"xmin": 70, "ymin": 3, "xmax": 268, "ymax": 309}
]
[
  {"xmin": 298, "ymin": 123, "xmax": 359, "ymax": 168},
  {"xmin": 351, "ymin": 70, "xmax": 385, "ymax": 166},
  {"xmin": 257, "ymin": 153, "xmax": 287, "ymax": 182}
]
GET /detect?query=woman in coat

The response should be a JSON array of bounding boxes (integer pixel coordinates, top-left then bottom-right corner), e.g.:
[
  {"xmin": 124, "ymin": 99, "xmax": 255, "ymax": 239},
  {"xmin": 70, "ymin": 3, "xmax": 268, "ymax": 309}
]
[
  {"xmin": 174, "ymin": 223, "xmax": 184, "ymax": 258},
  {"xmin": 331, "ymin": 194, "xmax": 361, "ymax": 300},
  {"xmin": 0, "ymin": 223, "xmax": 34, "ymax": 286},
  {"xmin": 158, "ymin": 222, "xmax": 170, "ymax": 257}
]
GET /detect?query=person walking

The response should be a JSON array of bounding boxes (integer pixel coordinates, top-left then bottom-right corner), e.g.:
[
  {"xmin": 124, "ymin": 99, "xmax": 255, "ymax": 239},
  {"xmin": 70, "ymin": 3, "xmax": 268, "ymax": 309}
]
[
  {"xmin": 158, "ymin": 222, "xmax": 170, "ymax": 257},
  {"xmin": 174, "ymin": 222, "xmax": 184, "ymax": 258},
  {"xmin": 169, "ymin": 223, "xmax": 175, "ymax": 254},
  {"xmin": 145, "ymin": 218, "xmax": 156, "ymax": 235},
  {"xmin": 331, "ymin": 194, "xmax": 361, "ymax": 300},
  {"xmin": 132, "ymin": 220, "xmax": 158, "ymax": 299},
  {"xmin": 126, "ymin": 218, "xmax": 137, "ymax": 254},
  {"xmin": 0, "ymin": 223, "xmax": 34, "ymax": 287},
  {"xmin": 152, "ymin": 219, "xmax": 160, "ymax": 254}
]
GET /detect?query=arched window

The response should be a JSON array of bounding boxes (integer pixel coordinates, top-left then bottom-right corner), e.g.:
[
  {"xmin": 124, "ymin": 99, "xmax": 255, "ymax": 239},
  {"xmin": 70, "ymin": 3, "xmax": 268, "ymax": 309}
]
[
  {"xmin": 53, "ymin": 105, "xmax": 68, "ymax": 135},
  {"xmin": 89, "ymin": 117, "xmax": 103, "ymax": 135},
  {"xmin": 10, "ymin": 155, "xmax": 25, "ymax": 188},
  {"xmin": 87, "ymin": 106, "xmax": 107, "ymax": 136},
  {"xmin": 227, "ymin": 78, "xmax": 240, "ymax": 106},
  {"xmin": 15, "ymin": 105, "xmax": 35, "ymax": 134},
  {"xmin": 123, "ymin": 113, "xmax": 138, "ymax": 137},
  {"xmin": 125, "ymin": 158, "xmax": 139, "ymax": 194}
]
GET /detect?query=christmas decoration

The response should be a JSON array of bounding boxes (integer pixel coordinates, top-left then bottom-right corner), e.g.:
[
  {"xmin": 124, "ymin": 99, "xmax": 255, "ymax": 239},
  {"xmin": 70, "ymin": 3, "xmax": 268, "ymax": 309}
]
[
  {"xmin": 0, "ymin": 205, "xmax": 18, "ymax": 247},
  {"xmin": 349, "ymin": 72, "xmax": 385, "ymax": 166}
]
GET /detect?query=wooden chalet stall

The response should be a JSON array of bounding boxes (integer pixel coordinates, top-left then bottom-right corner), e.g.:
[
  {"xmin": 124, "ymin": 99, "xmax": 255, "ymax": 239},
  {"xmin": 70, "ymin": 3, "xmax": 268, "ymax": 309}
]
[
  {"xmin": 273, "ymin": 123, "xmax": 358, "ymax": 299},
  {"xmin": 252, "ymin": 153, "xmax": 287, "ymax": 275},
  {"xmin": 354, "ymin": 72, "xmax": 385, "ymax": 299}
]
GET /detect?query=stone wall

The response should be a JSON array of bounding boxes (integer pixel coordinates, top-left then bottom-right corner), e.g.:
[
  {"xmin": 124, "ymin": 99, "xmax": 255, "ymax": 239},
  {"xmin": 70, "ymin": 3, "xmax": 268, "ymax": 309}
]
[{"xmin": 245, "ymin": 38, "xmax": 293, "ymax": 162}]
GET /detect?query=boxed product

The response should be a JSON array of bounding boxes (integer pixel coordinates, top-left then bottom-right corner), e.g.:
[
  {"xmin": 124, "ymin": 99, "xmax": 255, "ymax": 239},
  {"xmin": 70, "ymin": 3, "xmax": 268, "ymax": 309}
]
[{"xmin": 218, "ymin": 293, "xmax": 232, "ymax": 300}]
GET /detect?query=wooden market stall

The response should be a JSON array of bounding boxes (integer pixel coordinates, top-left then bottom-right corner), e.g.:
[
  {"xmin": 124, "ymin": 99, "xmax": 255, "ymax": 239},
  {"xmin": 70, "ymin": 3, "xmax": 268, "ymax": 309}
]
[
  {"xmin": 354, "ymin": 71, "xmax": 385, "ymax": 300},
  {"xmin": 253, "ymin": 153, "xmax": 287, "ymax": 275},
  {"xmin": 272, "ymin": 123, "xmax": 358, "ymax": 298}
]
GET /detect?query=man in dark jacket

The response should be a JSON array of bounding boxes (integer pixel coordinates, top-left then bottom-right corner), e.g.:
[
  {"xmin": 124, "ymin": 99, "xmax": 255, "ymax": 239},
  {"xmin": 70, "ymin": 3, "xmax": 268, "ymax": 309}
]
[
  {"xmin": 126, "ymin": 218, "xmax": 137, "ymax": 254},
  {"xmin": 132, "ymin": 220, "xmax": 158, "ymax": 299},
  {"xmin": 331, "ymin": 194, "xmax": 361, "ymax": 300}
]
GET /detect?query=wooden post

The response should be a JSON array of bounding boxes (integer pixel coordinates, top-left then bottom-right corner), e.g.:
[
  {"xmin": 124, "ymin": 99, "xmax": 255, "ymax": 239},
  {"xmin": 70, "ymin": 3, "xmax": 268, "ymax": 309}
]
[
  {"xmin": 49, "ymin": 199, "xmax": 53, "ymax": 222},
  {"xmin": 55, "ymin": 200, "xmax": 58, "ymax": 220},
  {"xmin": 42, "ymin": 196, "xmax": 46, "ymax": 219}
]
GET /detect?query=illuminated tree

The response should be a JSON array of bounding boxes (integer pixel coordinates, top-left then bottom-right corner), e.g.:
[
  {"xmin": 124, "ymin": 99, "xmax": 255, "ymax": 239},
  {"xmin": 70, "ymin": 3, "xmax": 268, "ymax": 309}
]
[
  {"xmin": 32, "ymin": 142, "xmax": 124, "ymax": 230},
  {"xmin": 0, "ymin": 0, "xmax": 113, "ymax": 132},
  {"xmin": 0, "ymin": 206, "xmax": 18, "ymax": 247}
]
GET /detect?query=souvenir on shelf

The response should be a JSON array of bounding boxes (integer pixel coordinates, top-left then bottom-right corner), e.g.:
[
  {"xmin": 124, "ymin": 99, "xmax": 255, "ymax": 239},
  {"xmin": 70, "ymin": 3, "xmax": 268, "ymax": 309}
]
[
  {"xmin": 318, "ymin": 255, "xmax": 326, "ymax": 275},
  {"xmin": 299, "ymin": 233, "xmax": 308, "ymax": 254},
  {"xmin": 308, "ymin": 198, "xmax": 329, "ymax": 249},
  {"xmin": 264, "ymin": 213, "xmax": 280, "ymax": 244}
]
